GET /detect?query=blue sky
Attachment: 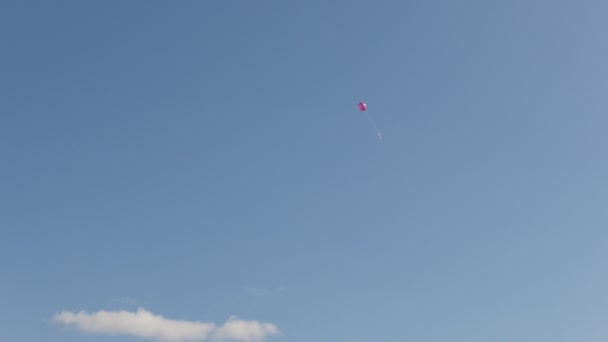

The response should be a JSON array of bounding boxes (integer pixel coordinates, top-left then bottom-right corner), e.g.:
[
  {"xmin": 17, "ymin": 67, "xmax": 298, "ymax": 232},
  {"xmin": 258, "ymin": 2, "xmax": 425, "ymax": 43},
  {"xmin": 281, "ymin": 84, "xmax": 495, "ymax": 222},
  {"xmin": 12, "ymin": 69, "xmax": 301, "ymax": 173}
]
[{"xmin": 2, "ymin": 1, "xmax": 608, "ymax": 341}]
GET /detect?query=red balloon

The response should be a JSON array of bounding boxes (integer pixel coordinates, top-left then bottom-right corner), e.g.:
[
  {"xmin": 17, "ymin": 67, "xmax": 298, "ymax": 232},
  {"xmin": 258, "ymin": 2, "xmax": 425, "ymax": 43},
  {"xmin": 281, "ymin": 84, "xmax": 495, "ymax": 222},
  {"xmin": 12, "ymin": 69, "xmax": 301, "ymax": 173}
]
[{"xmin": 358, "ymin": 102, "xmax": 367, "ymax": 111}]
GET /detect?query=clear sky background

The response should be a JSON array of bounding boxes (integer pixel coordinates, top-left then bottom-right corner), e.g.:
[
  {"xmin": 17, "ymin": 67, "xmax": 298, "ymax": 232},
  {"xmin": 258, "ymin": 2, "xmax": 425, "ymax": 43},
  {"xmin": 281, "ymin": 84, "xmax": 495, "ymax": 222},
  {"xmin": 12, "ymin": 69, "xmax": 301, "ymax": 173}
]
[{"xmin": 2, "ymin": 1, "xmax": 608, "ymax": 341}]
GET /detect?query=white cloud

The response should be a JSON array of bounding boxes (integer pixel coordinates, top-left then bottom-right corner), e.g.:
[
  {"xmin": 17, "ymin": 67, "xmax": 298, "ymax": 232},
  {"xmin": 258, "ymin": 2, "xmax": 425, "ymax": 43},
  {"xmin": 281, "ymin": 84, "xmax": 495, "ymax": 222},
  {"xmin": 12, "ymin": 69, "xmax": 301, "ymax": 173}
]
[
  {"xmin": 215, "ymin": 316, "xmax": 281, "ymax": 342},
  {"xmin": 52, "ymin": 308, "xmax": 279, "ymax": 342}
]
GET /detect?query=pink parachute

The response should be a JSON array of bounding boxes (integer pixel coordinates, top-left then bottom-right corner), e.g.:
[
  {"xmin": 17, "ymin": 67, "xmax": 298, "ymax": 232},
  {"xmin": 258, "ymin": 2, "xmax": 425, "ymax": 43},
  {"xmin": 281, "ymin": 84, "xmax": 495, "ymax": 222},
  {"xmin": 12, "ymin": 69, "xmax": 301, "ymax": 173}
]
[{"xmin": 357, "ymin": 101, "xmax": 381, "ymax": 140}]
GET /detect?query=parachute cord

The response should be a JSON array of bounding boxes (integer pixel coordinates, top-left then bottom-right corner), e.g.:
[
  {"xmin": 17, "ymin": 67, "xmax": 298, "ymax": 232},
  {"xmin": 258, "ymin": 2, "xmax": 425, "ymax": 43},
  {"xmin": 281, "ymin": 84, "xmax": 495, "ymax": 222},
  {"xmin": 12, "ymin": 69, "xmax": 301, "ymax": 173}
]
[{"xmin": 364, "ymin": 111, "xmax": 382, "ymax": 140}]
